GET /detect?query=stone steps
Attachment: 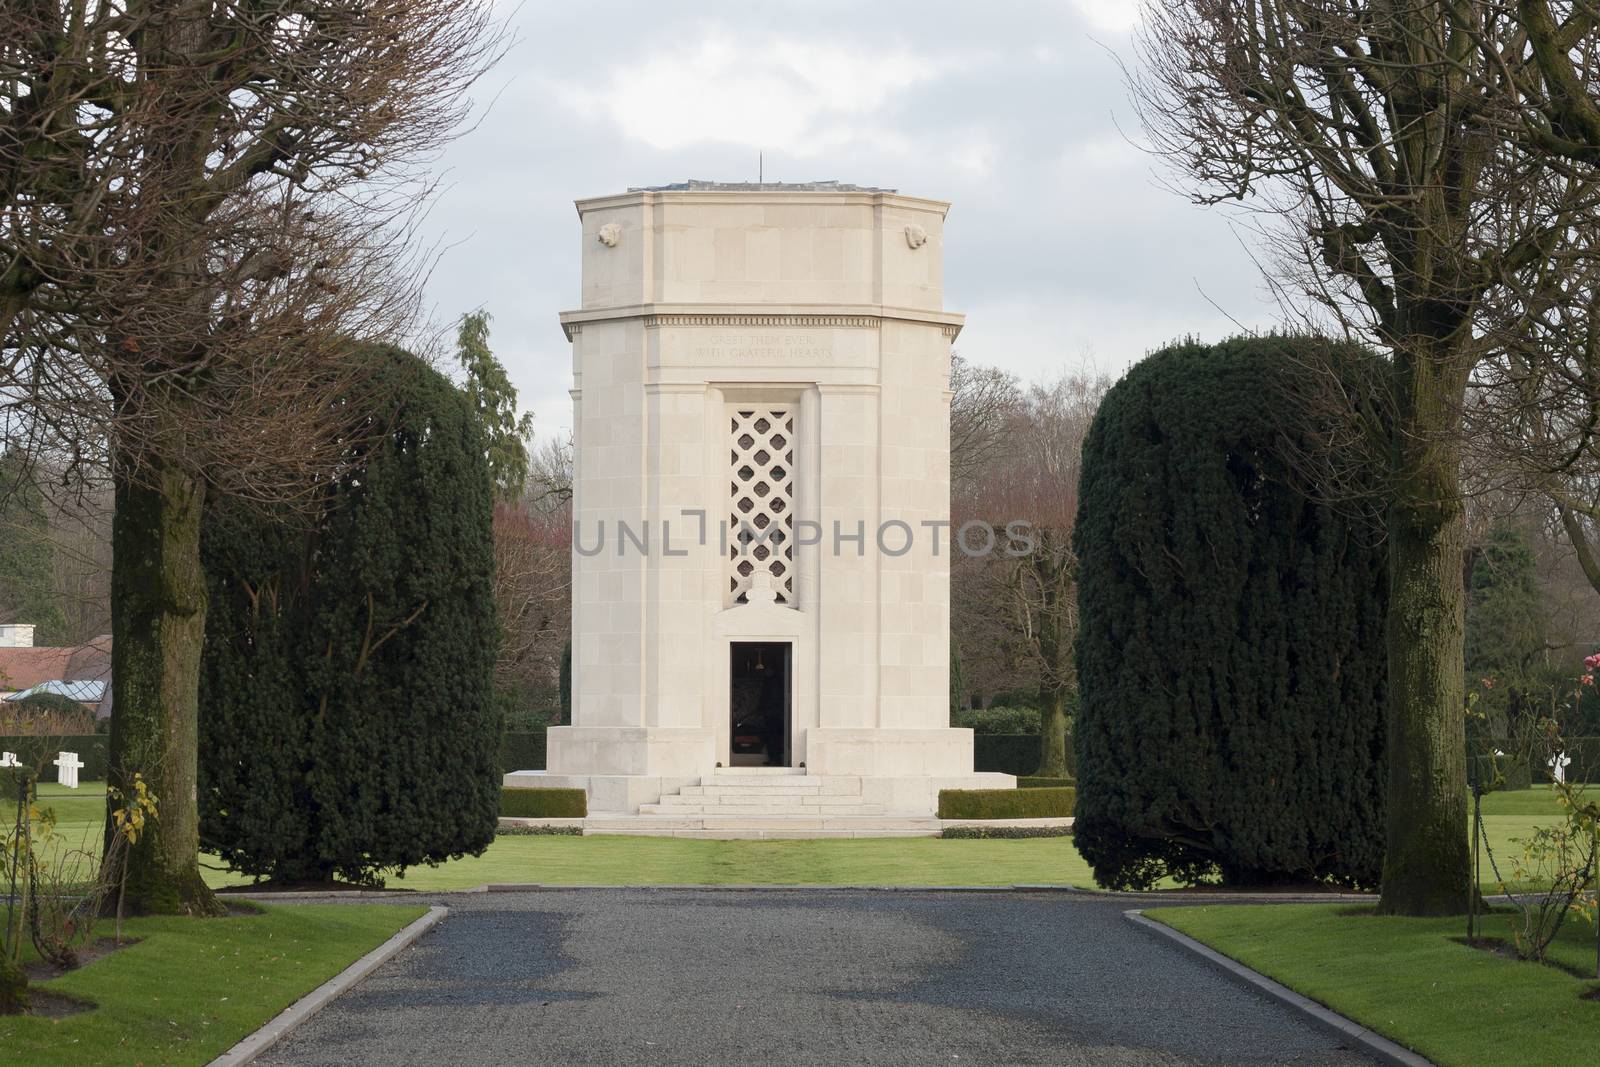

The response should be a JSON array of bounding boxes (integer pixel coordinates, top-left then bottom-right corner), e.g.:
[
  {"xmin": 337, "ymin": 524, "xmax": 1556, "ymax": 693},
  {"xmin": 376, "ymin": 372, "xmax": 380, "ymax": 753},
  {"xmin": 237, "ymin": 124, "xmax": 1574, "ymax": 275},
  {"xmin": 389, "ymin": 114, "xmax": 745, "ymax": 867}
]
[
  {"xmin": 677, "ymin": 783, "xmax": 826, "ymax": 797},
  {"xmin": 631, "ymin": 769, "xmax": 894, "ymax": 820},
  {"xmin": 641, "ymin": 802, "xmax": 886, "ymax": 816},
  {"xmin": 704, "ymin": 772, "xmax": 814, "ymax": 788},
  {"xmin": 582, "ymin": 813, "xmax": 943, "ymax": 838},
  {"xmin": 551, "ymin": 770, "xmax": 950, "ymax": 837},
  {"xmin": 652, "ymin": 794, "xmax": 881, "ymax": 808},
  {"xmin": 500, "ymin": 768, "xmax": 1031, "ymax": 839}
]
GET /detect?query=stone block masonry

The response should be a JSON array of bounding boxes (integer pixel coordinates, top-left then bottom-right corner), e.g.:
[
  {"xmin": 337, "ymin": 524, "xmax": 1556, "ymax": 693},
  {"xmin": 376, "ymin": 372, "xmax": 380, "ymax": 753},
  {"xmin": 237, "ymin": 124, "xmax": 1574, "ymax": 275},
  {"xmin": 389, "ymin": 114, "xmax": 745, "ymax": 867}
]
[{"xmin": 518, "ymin": 181, "xmax": 1013, "ymax": 821}]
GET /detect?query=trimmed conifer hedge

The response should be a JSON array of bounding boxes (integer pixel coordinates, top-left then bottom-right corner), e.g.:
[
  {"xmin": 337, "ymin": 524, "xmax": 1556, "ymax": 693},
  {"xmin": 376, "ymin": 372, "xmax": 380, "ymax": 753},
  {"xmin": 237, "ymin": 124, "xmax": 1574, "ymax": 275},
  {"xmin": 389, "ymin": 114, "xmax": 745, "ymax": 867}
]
[
  {"xmin": 1074, "ymin": 336, "xmax": 1388, "ymax": 890},
  {"xmin": 500, "ymin": 787, "xmax": 587, "ymax": 819},
  {"xmin": 937, "ymin": 786, "xmax": 1075, "ymax": 820},
  {"xmin": 941, "ymin": 824, "xmax": 1073, "ymax": 839},
  {"xmin": 199, "ymin": 348, "xmax": 499, "ymax": 887},
  {"xmin": 1016, "ymin": 776, "xmax": 1075, "ymax": 789},
  {"xmin": 1469, "ymin": 737, "xmax": 1600, "ymax": 787}
]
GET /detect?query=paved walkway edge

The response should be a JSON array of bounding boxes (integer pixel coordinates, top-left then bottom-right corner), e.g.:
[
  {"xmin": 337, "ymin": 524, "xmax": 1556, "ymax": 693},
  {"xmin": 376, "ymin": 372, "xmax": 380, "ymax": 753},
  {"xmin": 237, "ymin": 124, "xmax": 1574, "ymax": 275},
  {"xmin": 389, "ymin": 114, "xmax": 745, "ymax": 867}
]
[
  {"xmin": 1124, "ymin": 910, "xmax": 1433, "ymax": 1067},
  {"xmin": 472, "ymin": 884, "xmax": 1373, "ymax": 904},
  {"xmin": 208, "ymin": 905, "xmax": 448, "ymax": 1067},
  {"xmin": 221, "ymin": 884, "xmax": 1375, "ymax": 903}
]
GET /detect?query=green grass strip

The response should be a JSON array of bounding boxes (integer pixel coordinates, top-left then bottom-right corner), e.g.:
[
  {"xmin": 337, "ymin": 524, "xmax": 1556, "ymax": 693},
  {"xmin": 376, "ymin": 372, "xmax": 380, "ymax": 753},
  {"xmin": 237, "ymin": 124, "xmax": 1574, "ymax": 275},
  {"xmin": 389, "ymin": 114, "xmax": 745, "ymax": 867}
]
[
  {"xmin": 1, "ymin": 903, "xmax": 425, "ymax": 1066},
  {"xmin": 1152, "ymin": 903, "xmax": 1600, "ymax": 1067},
  {"xmin": 25, "ymin": 781, "xmax": 1574, "ymax": 894}
]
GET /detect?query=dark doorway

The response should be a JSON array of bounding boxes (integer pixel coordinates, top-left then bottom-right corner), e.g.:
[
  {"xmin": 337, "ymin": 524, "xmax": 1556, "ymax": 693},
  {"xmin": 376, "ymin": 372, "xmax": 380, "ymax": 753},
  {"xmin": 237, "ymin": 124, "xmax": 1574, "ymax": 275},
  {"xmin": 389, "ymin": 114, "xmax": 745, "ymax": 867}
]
[{"xmin": 729, "ymin": 642, "xmax": 791, "ymax": 767}]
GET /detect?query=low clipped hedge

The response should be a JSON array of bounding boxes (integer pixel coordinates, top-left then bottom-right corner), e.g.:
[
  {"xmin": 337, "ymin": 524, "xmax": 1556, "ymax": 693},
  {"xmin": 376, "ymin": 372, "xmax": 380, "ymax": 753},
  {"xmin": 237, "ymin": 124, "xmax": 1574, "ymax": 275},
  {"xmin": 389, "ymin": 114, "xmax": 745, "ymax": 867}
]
[
  {"xmin": 1469, "ymin": 737, "xmax": 1600, "ymax": 788},
  {"xmin": 1016, "ymin": 776, "xmax": 1075, "ymax": 789},
  {"xmin": 496, "ymin": 824, "xmax": 583, "ymax": 836},
  {"xmin": 499, "ymin": 786, "xmax": 586, "ymax": 819},
  {"xmin": 937, "ymin": 786, "xmax": 1075, "ymax": 820},
  {"xmin": 1469, "ymin": 754, "xmax": 1532, "ymax": 791},
  {"xmin": 941, "ymin": 825, "xmax": 1073, "ymax": 839},
  {"xmin": 0, "ymin": 734, "xmax": 107, "ymax": 780}
]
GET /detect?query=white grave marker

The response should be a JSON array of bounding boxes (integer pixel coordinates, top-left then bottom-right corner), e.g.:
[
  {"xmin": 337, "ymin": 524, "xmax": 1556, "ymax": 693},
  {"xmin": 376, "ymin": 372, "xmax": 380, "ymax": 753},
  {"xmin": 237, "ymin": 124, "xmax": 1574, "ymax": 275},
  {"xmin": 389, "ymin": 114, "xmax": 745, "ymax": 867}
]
[
  {"xmin": 1548, "ymin": 751, "xmax": 1572, "ymax": 785},
  {"xmin": 0, "ymin": 751, "xmax": 19, "ymax": 768},
  {"xmin": 54, "ymin": 750, "xmax": 84, "ymax": 789}
]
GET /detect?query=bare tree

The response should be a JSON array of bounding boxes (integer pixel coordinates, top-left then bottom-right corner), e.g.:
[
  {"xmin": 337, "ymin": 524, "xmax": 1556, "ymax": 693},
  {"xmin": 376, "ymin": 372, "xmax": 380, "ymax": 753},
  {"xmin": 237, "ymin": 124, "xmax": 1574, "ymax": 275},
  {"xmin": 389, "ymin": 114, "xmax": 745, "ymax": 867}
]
[
  {"xmin": 1133, "ymin": 0, "xmax": 1600, "ymax": 916},
  {"xmin": 950, "ymin": 353, "xmax": 1021, "ymax": 495},
  {"xmin": 2, "ymin": 2, "xmax": 503, "ymax": 914},
  {"xmin": 960, "ymin": 373, "xmax": 1110, "ymax": 777},
  {"xmin": 46, "ymin": 479, "xmax": 114, "ymax": 644},
  {"xmin": 1510, "ymin": 0, "xmax": 1600, "ymax": 164},
  {"xmin": 492, "ymin": 501, "xmax": 571, "ymax": 720},
  {"xmin": 950, "ymin": 355, "xmax": 1024, "ymax": 709},
  {"xmin": 526, "ymin": 434, "xmax": 575, "ymax": 514}
]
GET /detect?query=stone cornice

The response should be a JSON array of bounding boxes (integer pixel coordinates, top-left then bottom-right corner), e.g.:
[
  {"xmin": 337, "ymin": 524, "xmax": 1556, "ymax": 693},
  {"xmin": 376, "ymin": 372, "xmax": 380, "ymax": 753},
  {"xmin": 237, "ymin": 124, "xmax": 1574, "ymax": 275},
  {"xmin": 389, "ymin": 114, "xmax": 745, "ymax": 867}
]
[
  {"xmin": 645, "ymin": 313, "xmax": 879, "ymax": 330},
  {"xmin": 573, "ymin": 189, "xmax": 952, "ymax": 216},
  {"xmin": 558, "ymin": 303, "xmax": 964, "ymax": 342}
]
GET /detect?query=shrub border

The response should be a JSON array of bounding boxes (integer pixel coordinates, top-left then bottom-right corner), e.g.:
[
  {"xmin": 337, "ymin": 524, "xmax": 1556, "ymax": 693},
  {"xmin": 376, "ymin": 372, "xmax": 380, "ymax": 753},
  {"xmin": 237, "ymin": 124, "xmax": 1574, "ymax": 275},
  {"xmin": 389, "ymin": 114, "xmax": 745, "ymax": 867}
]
[
  {"xmin": 936, "ymin": 786, "xmax": 1076, "ymax": 820},
  {"xmin": 499, "ymin": 786, "xmax": 587, "ymax": 818},
  {"xmin": 941, "ymin": 824, "xmax": 1073, "ymax": 839}
]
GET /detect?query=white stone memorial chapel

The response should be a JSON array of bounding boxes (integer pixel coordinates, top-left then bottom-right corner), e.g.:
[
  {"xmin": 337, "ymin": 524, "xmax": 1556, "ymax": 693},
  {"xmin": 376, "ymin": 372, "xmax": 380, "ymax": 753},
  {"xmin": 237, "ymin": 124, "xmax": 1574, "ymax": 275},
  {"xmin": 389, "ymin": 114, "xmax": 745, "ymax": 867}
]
[{"xmin": 505, "ymin": 181, "xmax": 1013, "ymax": 832}]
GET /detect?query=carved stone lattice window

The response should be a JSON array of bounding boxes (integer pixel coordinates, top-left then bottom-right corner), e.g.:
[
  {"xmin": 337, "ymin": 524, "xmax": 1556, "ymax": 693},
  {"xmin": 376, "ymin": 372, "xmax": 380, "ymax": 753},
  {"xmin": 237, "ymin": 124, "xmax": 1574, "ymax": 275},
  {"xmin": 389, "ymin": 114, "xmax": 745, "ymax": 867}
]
[{"xmin": 729, "ymin": 409, "xmax": 794, "ymax": 604}]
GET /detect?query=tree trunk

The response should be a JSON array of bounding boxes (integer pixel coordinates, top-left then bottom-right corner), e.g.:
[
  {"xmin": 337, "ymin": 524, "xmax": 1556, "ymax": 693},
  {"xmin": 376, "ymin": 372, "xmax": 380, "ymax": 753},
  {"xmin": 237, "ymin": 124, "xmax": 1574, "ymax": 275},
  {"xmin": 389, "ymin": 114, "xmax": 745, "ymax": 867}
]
[
  {"xmin": 106, "ymin": 458, "xmax": 224, "ymax": 916},
  {"xmin": 1037, "ymin": 685, "xmax": 1070, "ymax": 778},
  {"xmin": 1378, "ymin": 343, "xmax": 1471, "ymax": 917}
]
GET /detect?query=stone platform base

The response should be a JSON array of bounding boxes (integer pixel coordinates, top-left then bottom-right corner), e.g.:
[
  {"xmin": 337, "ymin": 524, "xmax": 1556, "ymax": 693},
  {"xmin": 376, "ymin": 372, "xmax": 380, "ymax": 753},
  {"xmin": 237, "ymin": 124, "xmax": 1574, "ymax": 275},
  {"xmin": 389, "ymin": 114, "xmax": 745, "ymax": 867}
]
[
  {"xmin": 503, "ymin": 765, "xmax": 1018, "ymax": 832},
  {"xmin": 504, "ymin": 770, "xmax": 703, "ymax": 815},
  {"xmin": 496, "ymin": 813, "xmax": 1071, "ymax": 840},
  {"xmin": 580, "ymin": 813, "xmax": 946, "ymax": 838}
]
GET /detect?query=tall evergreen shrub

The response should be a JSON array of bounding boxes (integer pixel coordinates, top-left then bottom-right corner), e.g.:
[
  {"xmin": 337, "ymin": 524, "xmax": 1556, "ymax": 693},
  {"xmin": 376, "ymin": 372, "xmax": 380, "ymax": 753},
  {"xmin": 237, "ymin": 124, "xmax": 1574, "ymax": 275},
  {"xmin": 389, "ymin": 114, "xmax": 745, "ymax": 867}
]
[
  {"xmin": 1073, "ymin": 336, "xmax": 1387, "ymax": 889},
  {"xmin": 199, "ymin": 349, "xmax": 499, "ymax": 885}
]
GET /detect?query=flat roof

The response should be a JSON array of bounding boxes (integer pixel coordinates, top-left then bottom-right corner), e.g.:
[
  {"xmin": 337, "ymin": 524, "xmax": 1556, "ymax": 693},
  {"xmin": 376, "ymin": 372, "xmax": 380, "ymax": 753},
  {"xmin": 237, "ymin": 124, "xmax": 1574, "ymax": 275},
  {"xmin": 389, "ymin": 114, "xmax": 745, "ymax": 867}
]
[{"xmin": 627, "ymin": 179, "xmax": 896, "ymax": 193}]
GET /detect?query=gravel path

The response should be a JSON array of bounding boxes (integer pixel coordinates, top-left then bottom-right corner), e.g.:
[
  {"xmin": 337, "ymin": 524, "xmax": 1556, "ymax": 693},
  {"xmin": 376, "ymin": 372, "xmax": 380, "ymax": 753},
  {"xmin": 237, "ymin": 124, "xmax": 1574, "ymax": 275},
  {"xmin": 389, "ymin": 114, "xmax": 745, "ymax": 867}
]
[{"xmin": 257, "ymin": 889, "xmax": 1375, "ymax": 1066}]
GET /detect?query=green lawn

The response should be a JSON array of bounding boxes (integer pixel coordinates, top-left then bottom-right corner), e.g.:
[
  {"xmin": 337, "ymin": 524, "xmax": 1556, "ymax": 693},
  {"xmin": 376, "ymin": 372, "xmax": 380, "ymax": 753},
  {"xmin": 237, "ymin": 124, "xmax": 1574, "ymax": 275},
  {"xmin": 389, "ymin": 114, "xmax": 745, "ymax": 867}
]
[
  {"xmin": 356, "ymin": 783, "xmax": 1564, "ymax": 892},
  {"xmin": 19, "ymin": 780, "xmax": 1574, "ymax": 892},
  {"xmin": 340, "ymin": 833, "xmax": 1099, "ymax": 889},
  {"xmin": 2, "ymin": 903, "xmax": 425, "ymax": 1066},
  {"xmin": 30, "ymin": 781, "xmax": 105, "ymax": 840},
  {"xmin": 1474, "ymin": 786, "xmax": 1577, "ymax": 894},
  {"xmin": 1152, "ymin": 903, "xmax": 1600, "ymax": 1067},
  {"xmin": 19, "ymin": 782, "xmax": 1090, "ymax": 889}
]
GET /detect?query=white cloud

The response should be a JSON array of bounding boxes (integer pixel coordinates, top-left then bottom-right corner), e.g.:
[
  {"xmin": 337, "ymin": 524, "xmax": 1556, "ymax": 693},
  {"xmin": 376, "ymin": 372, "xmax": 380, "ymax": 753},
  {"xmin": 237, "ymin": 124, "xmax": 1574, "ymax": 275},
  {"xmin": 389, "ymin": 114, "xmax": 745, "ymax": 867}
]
[
  {"xmin": 1069, "ymin": 0, "xmax": 1142, "ymax": 34},
  {"xmin": 950, "ymin": 132, "xmax": 998, "ymax": 178},
  {"xmin": 1060, "ymin": 133, "xmax": 1141, "ymax": 173},
  {"xmin": 550, "ymin": 30, "xmax": 951, "ymax": 156},
  {"xmin": 413, "ymin": 1, "xmax": 1278, "ymax": 440}
]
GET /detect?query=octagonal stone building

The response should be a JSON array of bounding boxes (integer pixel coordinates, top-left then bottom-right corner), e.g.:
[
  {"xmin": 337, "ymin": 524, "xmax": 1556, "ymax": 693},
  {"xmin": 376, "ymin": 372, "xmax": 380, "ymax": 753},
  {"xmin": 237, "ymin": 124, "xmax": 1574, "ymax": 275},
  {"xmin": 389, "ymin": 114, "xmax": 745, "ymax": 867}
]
[{"xmin": 508, "ymin": 181, "xmax": 1013, "ymax": 831}]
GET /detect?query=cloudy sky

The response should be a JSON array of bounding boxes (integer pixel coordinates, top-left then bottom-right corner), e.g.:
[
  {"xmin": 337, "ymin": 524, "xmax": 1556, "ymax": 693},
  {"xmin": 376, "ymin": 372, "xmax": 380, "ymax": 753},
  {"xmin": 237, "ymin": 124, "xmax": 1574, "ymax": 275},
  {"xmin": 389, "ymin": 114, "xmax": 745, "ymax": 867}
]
[{"xmin": 418, "ymin": 0, "xmax": 1278, "ymax": 436}]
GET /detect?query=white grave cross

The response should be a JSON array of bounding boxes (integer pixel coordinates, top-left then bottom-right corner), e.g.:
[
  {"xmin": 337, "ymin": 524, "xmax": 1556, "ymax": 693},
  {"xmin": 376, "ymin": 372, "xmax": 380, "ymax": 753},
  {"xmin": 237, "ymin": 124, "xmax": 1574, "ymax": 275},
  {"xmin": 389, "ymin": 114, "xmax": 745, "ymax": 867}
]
[
  {"xmin": 54, "ymin": 750, "xmax": 84, "ymax": 789},
  {"xmin": 1548, "ymin": 751, "xmax": 1572, "ymax": 785},
  {"xmin": 0, "ymin": 751, "xmax": 19, "ymax": 768}
]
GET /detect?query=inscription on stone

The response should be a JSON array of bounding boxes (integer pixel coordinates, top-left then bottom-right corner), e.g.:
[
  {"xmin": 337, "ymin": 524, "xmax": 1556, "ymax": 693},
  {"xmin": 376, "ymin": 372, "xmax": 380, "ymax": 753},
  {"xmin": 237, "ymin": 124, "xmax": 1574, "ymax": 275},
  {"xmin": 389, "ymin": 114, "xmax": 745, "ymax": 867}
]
[{"xmin": 693, "ymin": 333, "xmax": 832, "ymax": 363}]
